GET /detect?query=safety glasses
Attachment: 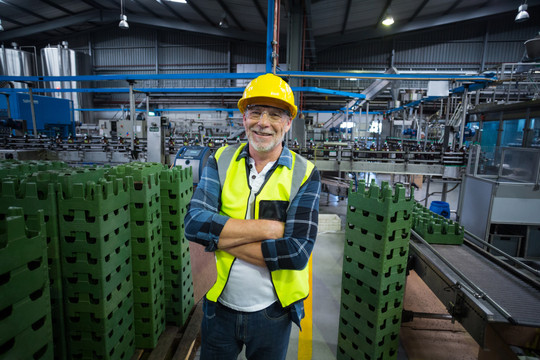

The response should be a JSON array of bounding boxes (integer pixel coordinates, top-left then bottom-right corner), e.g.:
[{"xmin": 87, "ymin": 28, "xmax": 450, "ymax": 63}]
[{"xmin": 246, "ymin": 105, "xmax": 290, "ymax": 123}]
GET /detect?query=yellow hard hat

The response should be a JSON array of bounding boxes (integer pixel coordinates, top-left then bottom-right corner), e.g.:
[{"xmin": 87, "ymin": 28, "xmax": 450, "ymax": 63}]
[{"xmin": 237, "ymin": 73, "xmax": 298, "ymax": 119}]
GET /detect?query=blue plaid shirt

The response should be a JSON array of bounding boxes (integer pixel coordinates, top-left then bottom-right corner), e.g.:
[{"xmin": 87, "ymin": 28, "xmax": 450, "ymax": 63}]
[{"xmin": 185, "ymin": 144, "xmax": 321, "ymax": 325}]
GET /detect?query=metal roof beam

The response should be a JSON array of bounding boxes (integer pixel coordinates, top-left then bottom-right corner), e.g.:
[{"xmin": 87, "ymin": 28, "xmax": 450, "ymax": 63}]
[
  {"xmin": 341, "ymin": 0, "xmax": 352, "ymax": 34},
  {"xmin": 479, "ymin": 0, "xmax": 493, "ymax": 8},
  {"xmin": 185, "ymin": 0, "xmax": 216, "ymax": 28},
  {"xmin": 216, "ymin": 0, "xmax": 245, "ymax": 31},
  {"xmin": 443, "ymin": 0, "xmax": 464, "ymax": 15},
  {"xmin": 251, "ymin": 0, "xmax": 267, "ymax": 26},
  {"xmin": 79, "ymin": 0, "xmax": 110, "ymax": 10},
  {"xmin": 408, "ymin": 0, "xmax": 430, "ymax": 23},
  {"xmin": 0, "ymin": 10, "xmax": 107, "ymax": 41},
  {"xmin": 126, "ymin": 13, "xmax": 263, "ymax": 42},
  {"xmin": 0, "ymin": 10, "xmax": 265, "ymax": 43},
  {"xmin": 155, "ymin": 0, "xmax": 189, "ymax": 23},
  {"xmin": 38, "ymin": 0, "xmax": 76, "ymax": 15},
  {"xmin": 1, "ymin": 0, "xmax": 50, "ymax": 21},
  {"xmin": 130, "ymin": 0, "xmax": 162, "ymax": 18},
  {"xmin": 7, "ymin": 0, "xmax": 81, "ymax": 33},
  {"xmin": 1, "ymin": 17, "xmax": 25, "ymax": 27}
]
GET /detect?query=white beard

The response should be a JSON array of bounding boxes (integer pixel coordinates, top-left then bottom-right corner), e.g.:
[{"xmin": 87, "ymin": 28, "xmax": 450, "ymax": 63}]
[{"xmin": 247, "ymin": 129, "xmax": 285, "ymax": 153}]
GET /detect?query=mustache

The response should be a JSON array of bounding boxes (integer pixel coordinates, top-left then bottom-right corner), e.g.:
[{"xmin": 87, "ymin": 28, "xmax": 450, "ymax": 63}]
[{"xmin": 251, "ymin": 127, "xmax": 275, "ymax": 135}]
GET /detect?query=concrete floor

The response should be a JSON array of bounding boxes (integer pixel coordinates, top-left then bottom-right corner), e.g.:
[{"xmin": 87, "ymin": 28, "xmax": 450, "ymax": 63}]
[{"xmin": 193, "ymin": 174, "xmax": 481, "ymax": 359}]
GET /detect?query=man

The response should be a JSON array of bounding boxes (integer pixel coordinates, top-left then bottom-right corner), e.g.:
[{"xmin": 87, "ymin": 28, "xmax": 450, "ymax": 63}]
[{"xmin": 185, "ymin": 73, "xmax": 321, "ymax": 360}]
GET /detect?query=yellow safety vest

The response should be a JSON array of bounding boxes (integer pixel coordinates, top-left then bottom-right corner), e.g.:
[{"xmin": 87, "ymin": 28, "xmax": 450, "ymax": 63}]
[{"xmin": 206, "ymin": 143, "xmax": 315, "ymax": 308}]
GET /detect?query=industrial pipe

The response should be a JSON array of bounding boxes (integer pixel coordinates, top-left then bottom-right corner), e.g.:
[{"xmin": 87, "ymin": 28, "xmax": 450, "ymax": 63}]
[
  {"xmin": 458, "ymin": 85, "xmax": 468, "ymax": 148},
  {"xmin": 364, "ymin": 102, "xmax": 369, "ymax": 144},
  {"xmin": 266, "ymin": 0, "xmax": 275, "ymax": 73},
  {"xmin": 129, "ymin": 81, "xmax": 135, "ymax": 151},
  {"xmin": 27, "ymin": 83, "xmax": 38, "ymax": 138},
  {"xmin": 272, "ymin": 0, "xmax": 280, "ymax": 74}
]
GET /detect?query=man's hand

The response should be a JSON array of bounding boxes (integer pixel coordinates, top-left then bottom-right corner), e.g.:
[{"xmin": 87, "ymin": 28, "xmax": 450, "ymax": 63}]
[
  {"xmin": 222, "ymin": 242, "xmax": 266, "ymax": 267},
  {"xmin": 217, "ymin": 218, "xmax": 284, "ymax": 249}
]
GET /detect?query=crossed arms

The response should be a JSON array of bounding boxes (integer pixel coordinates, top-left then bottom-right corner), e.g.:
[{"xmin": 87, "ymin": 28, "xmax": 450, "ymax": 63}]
[
  {"xmin": 184, "ymin": 155, "xmax": 321, "ymax": 271},
  {"xmin": 216, "ymin": 218, "xmax": 285, "ymax": 267}
]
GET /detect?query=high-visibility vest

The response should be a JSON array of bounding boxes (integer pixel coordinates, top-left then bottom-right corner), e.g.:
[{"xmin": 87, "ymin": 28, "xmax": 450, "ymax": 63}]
[{"xmin": 206, "ymin": 143, "xmax": 315, "ymax": 307}]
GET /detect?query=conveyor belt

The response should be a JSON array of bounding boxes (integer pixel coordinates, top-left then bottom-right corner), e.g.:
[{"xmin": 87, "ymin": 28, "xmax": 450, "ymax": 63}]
[
  {"xmin": 410, "ymin": 234, "xmax": 540, "ymax": 347},
  {"xmin": 432, "ymin": 244, "xmax": 540, "ymax": 327}
]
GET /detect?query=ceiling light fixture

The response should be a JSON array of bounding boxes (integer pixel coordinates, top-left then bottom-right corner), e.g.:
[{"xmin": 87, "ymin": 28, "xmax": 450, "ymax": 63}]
[
  {"xmin": 219, "ymin": 15, "xmax": 229, "ymax": 29},
  {"xmin": 382, "ymin": 10, "xmax": 394, "ymax": 26},
  {"xmin": 119, "ymin": 0, "xmax": 129, "ymax": 30},
  {"xmin": 165, "ymin": 0, "xmax": 187, "ymax": 3},
  {"xmin": 515, "ymin": 3, "xmax": 529, "ymax": 23},
  {"xmin": 0, "ymin": 19, "xmax": 4, "ymax": 32}
]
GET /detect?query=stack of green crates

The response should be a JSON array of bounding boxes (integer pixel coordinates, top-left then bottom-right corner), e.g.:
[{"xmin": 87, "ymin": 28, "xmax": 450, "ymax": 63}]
[
  {"xmin": 338, "ymin": 180, "xmax": 414, "ymax": 360},
  {"xmin": 0, "ymin": 159, "xmax": 198, "ymax": 356},
  {"xmin": 0, "ymin": 176, "xmax": 67, "ymax": 360},
  {"xmin": 57, "ymin": 176, "xmax": 135, "ymax": 360},
  {"xmin": 0, "ymin": 161, "xmax": 72, "ymax": 360},
  {"xmin": 0, "ymin": 159, "xmax": 68, "ymax": 180},
  {"xmin": 160, "ymin": 166, "xmax": 194, "ymax": 327},
  {"xmin": 412, "ymin": 202, "xmax": 464, "ymax": 245},
  {"xmin": 0, "ymin": 208, "xmax": 54, "ymax": 360},
  {"xmin": 107, "ymin": 163, "xmax": 165, "ymax": 349}
]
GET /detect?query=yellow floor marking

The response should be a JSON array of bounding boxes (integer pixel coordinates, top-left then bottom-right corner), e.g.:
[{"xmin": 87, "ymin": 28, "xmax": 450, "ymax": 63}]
[{"xmin": 298, "ymin": 255, "xmax": 313, "ymax": 359}]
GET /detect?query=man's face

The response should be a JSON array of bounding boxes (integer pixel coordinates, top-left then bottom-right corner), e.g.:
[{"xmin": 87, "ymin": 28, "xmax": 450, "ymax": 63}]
[{"xmin": 243, "ymin": 104, "xmax": 292, "ymax": 153}]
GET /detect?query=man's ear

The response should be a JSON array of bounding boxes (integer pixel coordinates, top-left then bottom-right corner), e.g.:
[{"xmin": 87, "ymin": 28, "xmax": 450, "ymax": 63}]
[{"xmin": 284, "ymin": 117, "xmax": 293, "ymax": 132}]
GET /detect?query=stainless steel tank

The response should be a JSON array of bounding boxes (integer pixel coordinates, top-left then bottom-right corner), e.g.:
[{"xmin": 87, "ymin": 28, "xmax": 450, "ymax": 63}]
[
  {"xmin": 41, "ymin": 42, "xmax": 93, "ymax": 123},
  {"xmin": 0, "ymin": 44, "xmax": 36, "ymax": 88}
]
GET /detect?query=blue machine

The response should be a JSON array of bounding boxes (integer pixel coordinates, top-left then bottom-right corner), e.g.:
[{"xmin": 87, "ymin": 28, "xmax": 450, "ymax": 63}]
[
  {"xmin": 403, "ymin": 128, "xmax": 417, "ymax": 137},
  {"xmin": 173, "ymin": 146, "xmax": 211, "ymax": 185},
  {"xmin": 0, "ymin": 93, "xmax": 75, "ymax": 137}
]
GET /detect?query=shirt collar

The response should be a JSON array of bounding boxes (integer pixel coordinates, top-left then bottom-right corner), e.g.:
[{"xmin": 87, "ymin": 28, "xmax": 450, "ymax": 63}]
[{"xmin": 236, "ymin": 143, "xmax": 293, "ymax": 170}]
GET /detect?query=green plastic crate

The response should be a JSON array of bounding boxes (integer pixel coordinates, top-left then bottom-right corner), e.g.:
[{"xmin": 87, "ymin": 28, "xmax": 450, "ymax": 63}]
[
  {"xmin": 337, "ymin": 326, "xmax": 399, "ymax": 360},
  {"xmin": 345, "ymin": 227, "xmax": 409, "ymax": 254},
  {"xmin": 341, "ymin": 272, "xmax": 404, "ymax": 308},
  {"xmin": 66, "ymin": 291, "xmax": 133, "ymax": 332}
]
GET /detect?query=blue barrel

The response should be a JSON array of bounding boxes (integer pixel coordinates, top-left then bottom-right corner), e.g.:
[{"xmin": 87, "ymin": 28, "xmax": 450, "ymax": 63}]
[{"xmin": 430, "ymin": 201, "xmax": 451, "ymax": 219}]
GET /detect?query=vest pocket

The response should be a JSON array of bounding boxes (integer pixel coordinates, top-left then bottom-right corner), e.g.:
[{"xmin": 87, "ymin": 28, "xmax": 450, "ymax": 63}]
[{"xmin": 259, "ymin": 200, "xmax": 289, "ymax": 222}]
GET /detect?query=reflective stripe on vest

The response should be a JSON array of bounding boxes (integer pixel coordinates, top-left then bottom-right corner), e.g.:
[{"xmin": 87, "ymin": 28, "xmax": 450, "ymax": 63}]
[{"xmin": 206, "ymin": 143, "xmax": 315, "ymax": 307}]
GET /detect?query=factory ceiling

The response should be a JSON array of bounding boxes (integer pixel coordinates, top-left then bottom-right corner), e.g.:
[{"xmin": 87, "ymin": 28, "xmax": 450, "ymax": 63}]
[
  {"xmin": 1, "ymin": 0, "xmax": 539, "ymax": 115},
  {"xmin": 1, "ymin": 0, "xmax": 539, "ymax": 51}
]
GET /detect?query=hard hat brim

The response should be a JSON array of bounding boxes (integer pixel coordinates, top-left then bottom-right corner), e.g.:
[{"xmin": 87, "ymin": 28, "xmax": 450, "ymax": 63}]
[{"xmin": 238, "ymin": 96, "xmax": 297, "ymax": 119}]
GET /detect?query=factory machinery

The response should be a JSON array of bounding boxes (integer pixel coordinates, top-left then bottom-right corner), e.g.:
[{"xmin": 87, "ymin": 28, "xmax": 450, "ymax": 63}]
[
  {"xmin": 0, "ymin": 130, "xmax": 466, "ymax": 169},
  {"xmin": 290, "ymin": 138, "xmax": 466, "ymax": 174},
  {"xmin": 0, "ymin": 129, "xmax": 226, "ymax": 164},
  {"xmin": 406, "ymin": 145, "xmax": 540, "ymax": 359},
  {"xmin": 0, "ymin": 120, "xmax": 467, "ymax": 199},
  {"xmin": 409, "ymin": 228, "xmax": 540, "ymax": 359}
]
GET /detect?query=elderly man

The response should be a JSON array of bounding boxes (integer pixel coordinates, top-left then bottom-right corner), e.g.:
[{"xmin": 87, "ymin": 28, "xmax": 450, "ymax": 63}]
[{"xmin": 185, "ymin": 73, "xmax": 321, "ymax": 360}]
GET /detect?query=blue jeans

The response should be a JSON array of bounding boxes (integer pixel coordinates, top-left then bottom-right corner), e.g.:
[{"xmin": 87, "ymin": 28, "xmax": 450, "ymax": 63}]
[{"xmin": 201, "ymin": 297, "xmax": 292, "ymax": 360}]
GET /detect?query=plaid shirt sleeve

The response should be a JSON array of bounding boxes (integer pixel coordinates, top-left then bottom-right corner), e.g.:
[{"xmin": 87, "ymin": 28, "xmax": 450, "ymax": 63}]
[
  {"xmin": 184, "ymin": 155, "xmax": 229, "ymax": 252},
  {"xmin": 261, "ymin": 167, "xmax": 321, "ymax": 271}
]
